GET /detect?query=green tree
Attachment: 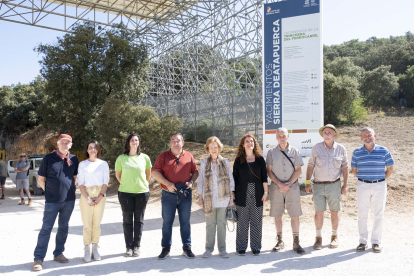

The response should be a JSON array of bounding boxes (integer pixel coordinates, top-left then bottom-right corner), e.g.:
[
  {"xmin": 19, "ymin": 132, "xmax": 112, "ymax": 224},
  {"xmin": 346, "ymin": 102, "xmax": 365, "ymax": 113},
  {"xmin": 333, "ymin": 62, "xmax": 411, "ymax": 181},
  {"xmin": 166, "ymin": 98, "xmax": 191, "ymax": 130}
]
[
  {"xmin": 398, "ymin": 65, "xmax": 414, "ymax": 107},
  {"xmin": 325, "ymin": 57, "xmax": 365, "ymax": 80},
  {"xmin": 323, "ymin": 72, "xmax": 360, "ymax": 125},
  {"xmin": 35, "ymin": 22, "xmax": 149, "ymax": 150},
  {"xmin": 94, "ymin": 99, "xmax": 182, "ymax": 166},
  {"xmin": 0, "ymin": 76, "xmax": 45, "ymax": 136},
  {"xmin": 360, "ymin": 65, "xmax": 399, "ymax": 110}
]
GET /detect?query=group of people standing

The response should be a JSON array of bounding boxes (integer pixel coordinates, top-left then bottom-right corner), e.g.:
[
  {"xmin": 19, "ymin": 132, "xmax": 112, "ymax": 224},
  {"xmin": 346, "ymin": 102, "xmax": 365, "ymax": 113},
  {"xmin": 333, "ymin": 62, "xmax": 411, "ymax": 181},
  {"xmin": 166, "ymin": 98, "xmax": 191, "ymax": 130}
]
[{"xmin": 31, "ymin": 124, "xmax": 394, "ymax": 271}]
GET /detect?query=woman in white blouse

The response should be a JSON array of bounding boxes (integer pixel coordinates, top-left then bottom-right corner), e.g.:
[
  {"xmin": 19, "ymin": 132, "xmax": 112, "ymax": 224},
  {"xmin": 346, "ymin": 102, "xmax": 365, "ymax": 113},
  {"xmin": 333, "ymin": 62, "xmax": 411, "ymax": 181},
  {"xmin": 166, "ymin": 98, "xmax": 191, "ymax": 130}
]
[
  {"xmin": 197, "ymin": 136, "xmax": 235, "ymax": 258},
  {"xmin": 77, "ymin": 140, "xmax": 109, "ymax": 263}
]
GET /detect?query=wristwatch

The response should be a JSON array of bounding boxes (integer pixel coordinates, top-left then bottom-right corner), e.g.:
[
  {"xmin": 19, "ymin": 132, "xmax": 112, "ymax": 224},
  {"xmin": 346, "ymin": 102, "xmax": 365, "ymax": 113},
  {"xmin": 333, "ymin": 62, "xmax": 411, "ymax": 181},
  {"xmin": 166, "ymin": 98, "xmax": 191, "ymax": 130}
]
[{"xmin": 186, "ymin": 180, "xmax": 194, "ymax": 185}]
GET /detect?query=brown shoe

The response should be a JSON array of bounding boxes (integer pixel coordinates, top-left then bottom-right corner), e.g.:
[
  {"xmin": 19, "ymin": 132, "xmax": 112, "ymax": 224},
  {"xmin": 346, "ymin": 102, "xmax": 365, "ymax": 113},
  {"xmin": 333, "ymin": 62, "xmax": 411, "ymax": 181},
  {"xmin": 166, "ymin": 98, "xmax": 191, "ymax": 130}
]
[
  {"xmin": 28, "ymin": 199, "xmax": 32, "ymax": 205},
  {"xmin": 33, "ymin": 260, "xmax": 43, "ymax": 271},
  {"xmin": 0, "ymin": 195, "xmax": 4, "ymax": 199},
  {"xmin": 293, "ymin": 235, "xmax": 305, "ymax": 255},
  {"xmin": 18, "ymin": 199, "xmax": 25, "ymax": 205},
  {"xmin": 54, "ymin": 254, "xmax": 69, "ymax": 263},
  {"xmin": 313, "ymin": 237, "xmax": 322, "ymax": 250},
  {"xmin": 272, "ymin": 235, "xmax": 285, "ymax": 252},
  {"xmin": 330, "ymin": 235, "xmax": 338, "ymax": 248}
]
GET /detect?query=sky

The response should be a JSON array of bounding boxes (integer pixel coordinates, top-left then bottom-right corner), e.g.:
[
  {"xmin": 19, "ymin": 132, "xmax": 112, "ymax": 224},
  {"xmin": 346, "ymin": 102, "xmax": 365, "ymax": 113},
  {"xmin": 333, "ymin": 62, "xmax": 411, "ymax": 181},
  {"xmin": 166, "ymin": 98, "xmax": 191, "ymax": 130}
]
[{"xmin": 0, "ymin": 0, "xmax": 413, "ymax": 87}]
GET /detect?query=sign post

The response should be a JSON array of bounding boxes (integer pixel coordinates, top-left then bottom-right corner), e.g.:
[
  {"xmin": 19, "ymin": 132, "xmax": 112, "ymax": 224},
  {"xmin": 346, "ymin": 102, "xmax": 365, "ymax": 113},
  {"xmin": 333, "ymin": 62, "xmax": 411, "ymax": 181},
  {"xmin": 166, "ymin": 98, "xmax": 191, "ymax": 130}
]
[{"xmin": 262, "ymin": 0, "xmax": 323, "ymax": 157}]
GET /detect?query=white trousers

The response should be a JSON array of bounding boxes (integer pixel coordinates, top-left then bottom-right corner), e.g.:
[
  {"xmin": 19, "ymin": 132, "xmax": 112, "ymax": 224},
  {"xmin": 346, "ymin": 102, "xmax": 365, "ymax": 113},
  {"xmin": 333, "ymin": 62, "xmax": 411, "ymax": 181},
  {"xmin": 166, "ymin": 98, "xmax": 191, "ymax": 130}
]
[{"xmin": 357, "ymin": 180, "xmax": 387, "ymax": 245}]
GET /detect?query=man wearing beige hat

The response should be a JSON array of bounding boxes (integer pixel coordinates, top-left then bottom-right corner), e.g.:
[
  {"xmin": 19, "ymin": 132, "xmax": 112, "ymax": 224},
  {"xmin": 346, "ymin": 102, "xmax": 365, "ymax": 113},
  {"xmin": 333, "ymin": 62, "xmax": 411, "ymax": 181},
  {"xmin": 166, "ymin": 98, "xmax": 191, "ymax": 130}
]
[
  {"xmin": 33, "ymin": 134, "xmax": 79, "ymax": 271},
  {"xmin": 305, "ymin": 124, "xmax": 348, "ymax": 249}
]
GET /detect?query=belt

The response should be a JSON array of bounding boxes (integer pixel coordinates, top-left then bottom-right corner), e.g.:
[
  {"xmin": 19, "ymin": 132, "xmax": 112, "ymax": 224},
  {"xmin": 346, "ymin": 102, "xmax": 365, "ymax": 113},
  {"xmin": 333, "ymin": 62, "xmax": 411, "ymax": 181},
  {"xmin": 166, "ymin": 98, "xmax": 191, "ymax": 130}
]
[
  {"xmin": 358, "ymin": 178, "xmax": 385, "ymax": 183},
  {"xmin": 312, "ymin": 178, "xmax": 340, "ymax": 184}
]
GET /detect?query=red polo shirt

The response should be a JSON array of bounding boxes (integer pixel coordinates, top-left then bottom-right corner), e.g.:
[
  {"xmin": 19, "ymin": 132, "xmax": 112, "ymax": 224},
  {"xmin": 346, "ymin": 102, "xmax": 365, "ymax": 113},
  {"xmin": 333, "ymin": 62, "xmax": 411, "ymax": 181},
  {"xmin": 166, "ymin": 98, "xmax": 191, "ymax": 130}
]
[{"xmin": 152, "ymin": 150, "xmax": 198, "ymax": 190}]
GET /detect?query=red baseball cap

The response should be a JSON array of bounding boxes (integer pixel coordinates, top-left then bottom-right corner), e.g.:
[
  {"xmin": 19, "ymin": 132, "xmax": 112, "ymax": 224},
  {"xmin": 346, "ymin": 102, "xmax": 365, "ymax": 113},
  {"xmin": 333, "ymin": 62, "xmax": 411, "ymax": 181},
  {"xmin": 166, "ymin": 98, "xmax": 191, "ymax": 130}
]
[{"xmin": 58, "ymin": 134, "xmax": 72, "ymax": 142}]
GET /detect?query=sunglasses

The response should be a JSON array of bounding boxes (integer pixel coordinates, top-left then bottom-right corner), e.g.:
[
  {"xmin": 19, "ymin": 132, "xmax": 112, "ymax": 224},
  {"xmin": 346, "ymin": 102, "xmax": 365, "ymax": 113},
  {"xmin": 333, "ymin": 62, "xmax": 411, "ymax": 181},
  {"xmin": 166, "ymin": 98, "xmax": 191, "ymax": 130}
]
[
  {"xmin": 176, "ymin": 158, "xmax": 180, "ymax": 166},
  {"xmin": 20, "ymin": 156, "xmax": 26, "ymax": 157}
]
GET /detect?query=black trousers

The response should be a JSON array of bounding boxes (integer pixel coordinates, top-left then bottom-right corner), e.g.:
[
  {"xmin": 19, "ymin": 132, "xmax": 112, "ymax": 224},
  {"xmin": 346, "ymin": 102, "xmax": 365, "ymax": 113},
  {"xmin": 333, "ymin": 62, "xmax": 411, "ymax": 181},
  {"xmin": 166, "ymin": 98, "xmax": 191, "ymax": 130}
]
[{"xmin": 118, "ymin": 191, "xmax": 150, "ymax": 249}]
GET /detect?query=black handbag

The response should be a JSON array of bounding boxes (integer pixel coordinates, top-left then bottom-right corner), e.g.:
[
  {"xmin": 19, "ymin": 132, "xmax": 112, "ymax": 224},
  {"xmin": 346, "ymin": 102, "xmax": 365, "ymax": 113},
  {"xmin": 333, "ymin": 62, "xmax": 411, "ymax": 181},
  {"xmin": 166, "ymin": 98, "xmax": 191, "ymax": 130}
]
[{"xmin": 226, "ymin": 205, "xmax": 238, "ymax": 232}]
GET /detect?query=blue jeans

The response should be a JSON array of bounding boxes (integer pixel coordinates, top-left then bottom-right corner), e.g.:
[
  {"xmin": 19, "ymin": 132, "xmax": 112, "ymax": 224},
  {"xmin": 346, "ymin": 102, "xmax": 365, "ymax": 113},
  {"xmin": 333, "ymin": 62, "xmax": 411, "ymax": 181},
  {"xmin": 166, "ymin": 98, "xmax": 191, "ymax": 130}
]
[
  {"xmin": 161, "ymin": 190, "xmax": 192, "ymax": 250},
  {"xmin": 34, "ymin": 200, "xmax": 75, "ymax": 261},
  {"xmin": 399, "ymin": 98, "xmax": 407, "ymax": 109}
]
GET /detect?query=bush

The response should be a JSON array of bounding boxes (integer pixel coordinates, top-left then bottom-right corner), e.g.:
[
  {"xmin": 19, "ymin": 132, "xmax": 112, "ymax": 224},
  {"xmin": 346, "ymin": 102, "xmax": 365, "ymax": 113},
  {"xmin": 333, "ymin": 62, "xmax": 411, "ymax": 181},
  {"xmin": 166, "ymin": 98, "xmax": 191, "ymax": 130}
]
[
  {"xmin": 345, "ymin": 98, "xmax": 368, "ymax": 124},
  {"xmin": 324, "ymin": 72, "xmax": 360, "ymax": 125},
  {"xmin": 360, "ymin": 65, "xmax": 399, "ymax": 110},
  {"xmin": 94, "ymin": 99, "xmax": 182, "ymax": 167}
]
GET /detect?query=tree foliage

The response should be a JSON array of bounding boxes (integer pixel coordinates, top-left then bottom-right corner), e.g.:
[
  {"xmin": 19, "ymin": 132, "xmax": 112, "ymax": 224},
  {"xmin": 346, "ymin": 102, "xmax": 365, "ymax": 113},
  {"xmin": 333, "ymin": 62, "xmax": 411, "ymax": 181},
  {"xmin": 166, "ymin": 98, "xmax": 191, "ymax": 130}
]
[
  {"xmin": 0, "ymin": 76, "xmax": 45, "ymax": 136},
  {"xmin": 94, "ymin": 99, "xmax": 182, "ymax": 166},
  {"xmin": 35, "ymin": 22, "xmax": 149, "ymax": 150},
  {"xmin": 360, "ymin": 65, "xmax": 399, "ymax": 110},
  {"xmin": 323, "ymin": 72, "xmax": 361, "ymax": 125}
]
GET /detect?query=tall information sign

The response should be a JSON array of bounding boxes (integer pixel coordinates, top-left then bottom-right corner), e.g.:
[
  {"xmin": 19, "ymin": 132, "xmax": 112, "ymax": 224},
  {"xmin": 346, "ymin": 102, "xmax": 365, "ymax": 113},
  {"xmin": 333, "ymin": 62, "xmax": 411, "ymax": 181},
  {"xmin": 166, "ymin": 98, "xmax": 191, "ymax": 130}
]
[{"xmin": 262, "ymin": 0, "xmax": 323, "ymax": 157}]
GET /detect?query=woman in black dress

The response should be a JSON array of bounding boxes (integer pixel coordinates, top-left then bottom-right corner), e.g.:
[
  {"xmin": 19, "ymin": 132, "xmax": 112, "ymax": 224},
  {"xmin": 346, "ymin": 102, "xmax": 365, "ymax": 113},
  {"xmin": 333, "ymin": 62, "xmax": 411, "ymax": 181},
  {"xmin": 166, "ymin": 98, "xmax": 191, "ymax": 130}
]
[{"xmin": 233, "ymin": 134, "xmax": 268, "ymax": 256}]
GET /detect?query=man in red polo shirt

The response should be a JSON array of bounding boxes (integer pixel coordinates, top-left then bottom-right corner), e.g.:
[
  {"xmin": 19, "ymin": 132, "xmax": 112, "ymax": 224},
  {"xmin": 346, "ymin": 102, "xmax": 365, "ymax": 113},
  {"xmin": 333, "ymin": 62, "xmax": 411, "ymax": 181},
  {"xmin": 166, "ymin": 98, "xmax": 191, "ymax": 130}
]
[{"xmin": 152, "ymin": 133, "xmax": 198, "ymax": 260}]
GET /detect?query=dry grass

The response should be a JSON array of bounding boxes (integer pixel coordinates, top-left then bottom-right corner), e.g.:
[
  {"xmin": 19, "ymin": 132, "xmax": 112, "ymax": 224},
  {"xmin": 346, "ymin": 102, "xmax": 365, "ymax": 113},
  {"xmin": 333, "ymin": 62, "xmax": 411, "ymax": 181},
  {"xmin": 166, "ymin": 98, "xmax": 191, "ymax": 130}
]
[{"xmin": 107, "ymin": 111, "xmax": 414, "ymax": 217}]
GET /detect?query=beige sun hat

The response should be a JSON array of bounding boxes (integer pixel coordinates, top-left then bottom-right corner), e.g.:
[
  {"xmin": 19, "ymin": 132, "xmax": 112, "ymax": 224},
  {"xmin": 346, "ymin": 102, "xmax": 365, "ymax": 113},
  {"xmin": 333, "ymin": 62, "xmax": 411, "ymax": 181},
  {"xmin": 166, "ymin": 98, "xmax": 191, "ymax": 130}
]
[{"xmin": 319, "ymin": 124, "xmax": 339, "ymax": 138}]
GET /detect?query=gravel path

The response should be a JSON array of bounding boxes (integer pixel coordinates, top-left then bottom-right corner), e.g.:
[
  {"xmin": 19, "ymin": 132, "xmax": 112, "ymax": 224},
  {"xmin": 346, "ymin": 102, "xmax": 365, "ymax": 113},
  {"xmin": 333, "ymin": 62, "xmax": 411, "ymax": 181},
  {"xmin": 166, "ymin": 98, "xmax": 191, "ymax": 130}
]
[{"xmin": 0, "ymin": 178, "xmax": 413, "ymax": 276}]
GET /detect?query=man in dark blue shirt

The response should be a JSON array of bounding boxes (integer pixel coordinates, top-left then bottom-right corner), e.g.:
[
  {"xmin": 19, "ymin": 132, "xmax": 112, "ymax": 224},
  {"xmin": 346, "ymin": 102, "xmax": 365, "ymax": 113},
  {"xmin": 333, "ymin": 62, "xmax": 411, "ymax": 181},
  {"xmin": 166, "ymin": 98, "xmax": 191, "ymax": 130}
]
[{"xmin": 33, "ymin": 134, "xmax": 79, "ymax": 271}]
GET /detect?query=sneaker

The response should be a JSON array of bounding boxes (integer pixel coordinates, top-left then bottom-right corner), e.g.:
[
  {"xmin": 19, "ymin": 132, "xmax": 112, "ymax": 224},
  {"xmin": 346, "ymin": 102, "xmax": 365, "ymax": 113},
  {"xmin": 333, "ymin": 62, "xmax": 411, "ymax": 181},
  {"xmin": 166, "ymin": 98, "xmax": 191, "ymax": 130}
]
[
  {"xmin": 313, "ymin": 237, "xmax": 322, "ymax": 250},
  {"xmin": 329, "ymin": 235, "xmax": 338, "ymax": 248},
  {"xmin": 158, "ymin": 247, "xmax": 170, "ymax": 260},
  {"xmin": 183, "ymin": 247, "xmax": 195, "ymax": 259},
  {"xmin": 53, "ymin": 254, "xmax": 69, "ymax": 263},
  {"xmin": 28, "ymin": 199, "xmax": 32, "ymax": 205},
  {"xmin": 18, "ymin": 199, "xmax": 25, "ymax": 205},
  {"xmin": 133, "ymin": 247, "xmax": 140, "ymax": 257},
  {"xmin": 84, "ymin": 244, "xmax": 91, "ymax": 263},
  {"xmin": 372, "ymin": 244, "xmax": 382, "ymax": 253},
  {"xmin": 293, "ymin": 235, "xmax": 306, "ymax": 255},
  {"xmin": 92, "ymin": 244, "xmax": 101, "ymax": 261},
  {"xmin": 237, "ymin": 250, "xmax": 246, "ymax": 256},
  {"xmin": 32, "ymin": 260, "xmax": 43, "ymax": 271},
  {"xmin": 219, "ymin": 251, "xmax": 229, "ymax": 258},
  {"xmin": 125, "ymin": 248, "xmax": 133, "ymax": 257},
  {"xmin": 272, "ymin": 235, "xmax": 285, "ymax": 252},
  {"xmin": 356, "ymin": 243, "xmax": 368, "ymax": 252},
  {"xmin": 252, "ymin": 250, "xmax": 260, "ymax": 256},
  {"xmin": 202, "ymin": 251, "xmax": 212, "ymax": 258}
]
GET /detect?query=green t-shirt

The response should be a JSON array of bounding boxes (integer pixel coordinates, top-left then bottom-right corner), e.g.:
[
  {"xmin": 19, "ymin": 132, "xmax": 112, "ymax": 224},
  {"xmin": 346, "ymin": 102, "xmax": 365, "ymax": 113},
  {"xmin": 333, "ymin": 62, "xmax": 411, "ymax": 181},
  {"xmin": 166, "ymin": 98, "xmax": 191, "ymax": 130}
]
[{"xmin": 115, "ymin": 153, "xmax": 152, "ymax": 194}]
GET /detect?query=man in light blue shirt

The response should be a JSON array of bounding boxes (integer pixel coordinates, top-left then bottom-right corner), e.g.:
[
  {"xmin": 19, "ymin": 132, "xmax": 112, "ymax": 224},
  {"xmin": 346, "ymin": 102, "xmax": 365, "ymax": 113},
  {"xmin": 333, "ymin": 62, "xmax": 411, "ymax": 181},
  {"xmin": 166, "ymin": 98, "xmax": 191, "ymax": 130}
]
[{"xmin": 351, "ymin": 127, "xmax": 394, "ymax": 253}]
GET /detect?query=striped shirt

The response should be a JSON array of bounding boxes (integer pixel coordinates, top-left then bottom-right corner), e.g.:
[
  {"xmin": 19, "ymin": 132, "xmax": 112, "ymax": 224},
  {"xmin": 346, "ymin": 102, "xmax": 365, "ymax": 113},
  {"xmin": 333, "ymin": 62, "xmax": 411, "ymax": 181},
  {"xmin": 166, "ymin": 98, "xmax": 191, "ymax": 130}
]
[{"xmin": 351, "ymin": 144, "xmax": 394, "ymax": 181}]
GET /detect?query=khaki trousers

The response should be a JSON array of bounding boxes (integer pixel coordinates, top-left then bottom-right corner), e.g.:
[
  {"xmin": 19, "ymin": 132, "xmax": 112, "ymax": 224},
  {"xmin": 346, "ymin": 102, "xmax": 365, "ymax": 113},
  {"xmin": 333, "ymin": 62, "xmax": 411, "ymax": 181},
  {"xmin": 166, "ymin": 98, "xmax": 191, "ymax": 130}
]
[
  {"xmin": 79, "ymin": 185, "xmax": 106, "ymax": 245},
  {"xmin": 205, "ymin": 207, "xmax": 227, "ymax": 252}
]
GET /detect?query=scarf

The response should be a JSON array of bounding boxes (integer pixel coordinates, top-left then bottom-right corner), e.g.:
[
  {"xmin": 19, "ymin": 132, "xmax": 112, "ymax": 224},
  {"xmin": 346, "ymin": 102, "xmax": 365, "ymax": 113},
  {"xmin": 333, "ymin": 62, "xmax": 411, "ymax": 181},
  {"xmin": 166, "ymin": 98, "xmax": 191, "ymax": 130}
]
[
  {"xmin": 203, "ymin": 155, "xmax": 231, "ymax": 217},
  {"xmin": 53, "ymin": 150, "xmax": 72, "ymax": 166}
]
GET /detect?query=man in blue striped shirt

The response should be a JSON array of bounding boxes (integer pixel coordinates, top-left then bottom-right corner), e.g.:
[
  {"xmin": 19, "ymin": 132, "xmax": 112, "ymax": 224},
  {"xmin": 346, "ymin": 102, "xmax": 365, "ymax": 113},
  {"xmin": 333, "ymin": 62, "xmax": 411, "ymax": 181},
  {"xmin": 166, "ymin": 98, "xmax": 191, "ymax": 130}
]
[{"xmin": 351, "ymin": 127, "xmax": 394, "ymax": 253}]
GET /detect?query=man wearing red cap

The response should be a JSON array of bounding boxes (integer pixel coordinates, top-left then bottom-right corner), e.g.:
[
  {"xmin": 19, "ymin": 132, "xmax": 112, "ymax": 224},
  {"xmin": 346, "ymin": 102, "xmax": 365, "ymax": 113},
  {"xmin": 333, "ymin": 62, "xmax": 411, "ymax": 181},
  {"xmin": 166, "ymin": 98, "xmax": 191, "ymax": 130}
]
[{"xmin": 32, "ymin": 134, "xmax": 79, "ymax": 271}]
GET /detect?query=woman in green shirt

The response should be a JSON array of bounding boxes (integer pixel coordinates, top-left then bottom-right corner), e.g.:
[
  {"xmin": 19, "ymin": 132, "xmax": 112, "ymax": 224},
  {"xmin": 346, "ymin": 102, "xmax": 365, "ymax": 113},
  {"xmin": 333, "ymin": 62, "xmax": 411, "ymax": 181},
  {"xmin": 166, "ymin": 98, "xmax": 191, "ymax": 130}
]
[{"xmin": 115, "ymin": 133, "xmax": 152, "ymax": 257}]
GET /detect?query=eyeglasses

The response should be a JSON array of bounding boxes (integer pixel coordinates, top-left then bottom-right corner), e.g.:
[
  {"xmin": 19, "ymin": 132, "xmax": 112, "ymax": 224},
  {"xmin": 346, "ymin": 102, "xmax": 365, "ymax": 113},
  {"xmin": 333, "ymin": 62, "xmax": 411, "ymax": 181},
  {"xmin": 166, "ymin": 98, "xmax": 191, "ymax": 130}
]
[
  {"xmin": 176, "ymin": 158, "xmax": 180, "ymax": 166},
  {"xmin": 20, "ymin": 156, "xmax": 26, "ymax": 158}
]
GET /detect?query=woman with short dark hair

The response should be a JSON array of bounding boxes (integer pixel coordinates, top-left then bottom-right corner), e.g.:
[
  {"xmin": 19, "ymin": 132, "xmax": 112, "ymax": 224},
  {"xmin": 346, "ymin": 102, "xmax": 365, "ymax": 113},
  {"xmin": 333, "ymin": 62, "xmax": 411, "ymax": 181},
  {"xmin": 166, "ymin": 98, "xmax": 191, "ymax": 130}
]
[
  {"xmin": 78, "ymin": 140, "xmax": 109, "ymax": 262},
  {"xmin": 115, "ymin": 133, "xmax": 152, "ymax": 257}
]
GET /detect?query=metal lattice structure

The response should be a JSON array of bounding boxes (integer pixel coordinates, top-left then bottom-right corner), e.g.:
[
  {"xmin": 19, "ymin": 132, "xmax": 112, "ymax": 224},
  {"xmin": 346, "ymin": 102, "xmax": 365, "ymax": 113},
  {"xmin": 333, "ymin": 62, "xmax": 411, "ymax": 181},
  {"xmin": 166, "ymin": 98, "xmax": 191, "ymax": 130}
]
[{"xmin": 1, "ymin": 0, "xmax": 275, "ymax": 145}]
